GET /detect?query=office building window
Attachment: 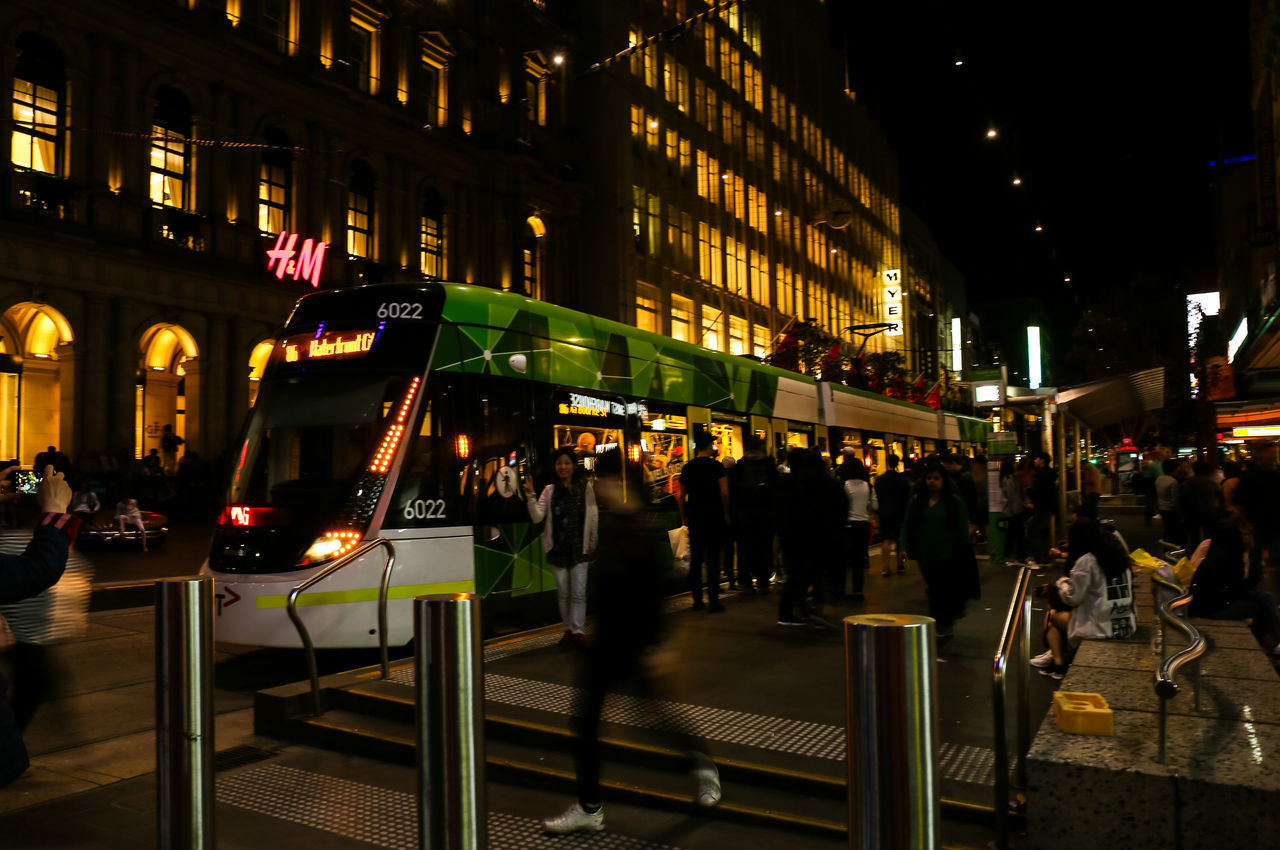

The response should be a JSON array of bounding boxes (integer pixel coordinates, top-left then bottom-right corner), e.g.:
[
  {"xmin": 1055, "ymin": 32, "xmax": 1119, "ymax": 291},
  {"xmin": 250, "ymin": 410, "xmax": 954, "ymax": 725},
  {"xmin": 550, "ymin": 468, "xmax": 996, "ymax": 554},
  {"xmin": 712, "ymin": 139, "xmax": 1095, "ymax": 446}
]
[
  {"xmin": 752, "ymin": 324, "xmax": 770, "ymax": 359},
  {"xmin": 420, "ymin": 189, "xmax": 445, "ymax": 278},
  {"xmin": 11, "ymin": 36, "xmax": 65, "ymax": 176},
  {"xmin": 729, "ymin": 316, "xmax": 747, "ymax": 356},
  {"xmin": 524, "ymin": 51, "xmax": 549, "ymax": 126},
  {"xmin": 420, "ymin": 33, "xmax": 453, "ymax": 127},
  {"xmin": 347, "ymin": 160, "xmax": 375, "ymax": 258},
  {"xmin": 636, "ymin": 283, "xmax": 660, "ymax": 333},
  {"xmin": 701, "ymin": 308, "xmax": 722, "ymax": 351},
  {"xmin": 522, "ymin": 214, "xmax": 545, "ymax": 299},
  {"xmin": 261, "ymin": 0, "xmax": 298, "ymax": 54},
  {"xmin": 257, "ymin": 128, "xmax": 292, "ymax": 235},
  {"xmin": 349, "ymin": 2, "xmax": 384, "ymax": 94},
  {"xmin": 149, "ymin": 87, "xmax": 193, "ymax": 210},
  {"xmin": 671, "ymin": 295, "xmax": 693, "ymax": 343}
]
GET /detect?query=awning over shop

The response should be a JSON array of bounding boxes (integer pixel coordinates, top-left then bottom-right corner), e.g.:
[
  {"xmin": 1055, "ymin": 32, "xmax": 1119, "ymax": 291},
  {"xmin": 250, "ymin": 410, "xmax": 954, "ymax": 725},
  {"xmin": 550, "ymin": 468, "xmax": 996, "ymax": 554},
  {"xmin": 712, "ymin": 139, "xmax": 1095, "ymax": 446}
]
[
  {"xmin": 1055, "ymin": 367, "xmax": 1166, "ymax": 430},
  {"xmin": 1214, "ymin": 399, "xmax": 1280, "ymax": 433}
]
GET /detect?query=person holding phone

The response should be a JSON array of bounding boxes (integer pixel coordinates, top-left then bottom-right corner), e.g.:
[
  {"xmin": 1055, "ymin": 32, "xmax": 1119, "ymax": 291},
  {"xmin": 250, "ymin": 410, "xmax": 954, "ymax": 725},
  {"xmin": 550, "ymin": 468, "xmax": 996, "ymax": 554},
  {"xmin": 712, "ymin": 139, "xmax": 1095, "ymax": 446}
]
[{"xmin": 0, "ymin": 465, "xmax": 79, "ymax": 788}]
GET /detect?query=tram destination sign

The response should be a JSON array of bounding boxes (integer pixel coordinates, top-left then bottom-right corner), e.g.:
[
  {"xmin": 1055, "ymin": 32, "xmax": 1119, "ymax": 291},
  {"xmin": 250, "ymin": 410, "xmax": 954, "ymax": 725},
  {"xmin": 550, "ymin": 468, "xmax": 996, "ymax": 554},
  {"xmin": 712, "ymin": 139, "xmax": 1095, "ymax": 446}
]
[
  {"xmin": 274, "ymin": 329, "xmax": 377, "ymax": 364},
  {"xmin": 556, "ymin": 391, "xmax": 647, "ymax": 419}
]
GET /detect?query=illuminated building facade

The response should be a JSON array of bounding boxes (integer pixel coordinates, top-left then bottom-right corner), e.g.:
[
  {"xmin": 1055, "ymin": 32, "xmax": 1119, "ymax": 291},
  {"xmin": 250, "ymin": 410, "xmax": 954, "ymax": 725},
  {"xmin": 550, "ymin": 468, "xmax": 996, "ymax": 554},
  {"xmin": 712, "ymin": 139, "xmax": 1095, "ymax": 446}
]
[
  {"xmin": 0, "ymin": 0, "xmax": 580, "ymax": 464},
  {"xmin": 570, "ymin": 1, "xmax": 907, "ymax": 363}
]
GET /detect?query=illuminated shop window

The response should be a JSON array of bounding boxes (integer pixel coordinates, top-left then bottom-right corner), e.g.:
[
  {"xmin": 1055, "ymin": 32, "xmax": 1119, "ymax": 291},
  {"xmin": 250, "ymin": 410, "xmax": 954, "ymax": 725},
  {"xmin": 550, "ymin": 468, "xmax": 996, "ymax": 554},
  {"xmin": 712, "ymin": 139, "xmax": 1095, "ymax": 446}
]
[
  {"xmin": 257, "ymin": 128, "xmax": 292, "ymax": 235},
  {"xmin": 11, "ymin": 36, "xmax": 66, "ymax": 176},
  {"xmin": 671, "ymin": 295, "xmax": 693, "ymax": 343},
  {"xmin": 349, "ymin": 2, "xmax": 385, "ymax": 95},
  {"xmin": 636, "ymin": 283, "xmax": 659, "ymax": 334},
  {"xmin": 419, "ymin": 189, "xmax": 445, "ymax": 279},
  {"xmin": 420, "ymin": 33, "xmax": 453, "ymax": 127},
  {"xmin": 522, "ymin": 214, "xmax": 545, "ymax": 299},
  {"xmin": 346, "ymin": 160, "xmax": 374, "ymax": 259},
  {"xmin": 149, "ymin": 87, "xmax": 193, "ymax": 210}
]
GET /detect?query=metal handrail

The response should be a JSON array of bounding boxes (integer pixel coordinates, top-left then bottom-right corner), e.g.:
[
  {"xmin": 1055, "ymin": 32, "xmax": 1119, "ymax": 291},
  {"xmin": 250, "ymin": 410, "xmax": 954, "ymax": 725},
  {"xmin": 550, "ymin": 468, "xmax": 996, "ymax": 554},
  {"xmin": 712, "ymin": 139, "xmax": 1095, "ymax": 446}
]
[
  {"xmin": 286, "ymin": 538, "xmax": 397, "ymax": 717},
  {"xmin": 1150, "ymin": 571, "xmax": 1205, "ymax": 763},
  {"xmin": 991, "ymin": 563, "xmax": 1034, "ymax": 850}
]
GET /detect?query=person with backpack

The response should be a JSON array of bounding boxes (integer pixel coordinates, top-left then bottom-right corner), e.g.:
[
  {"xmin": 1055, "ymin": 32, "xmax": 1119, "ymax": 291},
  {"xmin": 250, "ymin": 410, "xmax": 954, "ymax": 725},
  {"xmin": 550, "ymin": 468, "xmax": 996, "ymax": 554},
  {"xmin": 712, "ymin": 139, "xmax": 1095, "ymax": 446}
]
[
  {"xmin": 728, "ymin": 435, "xmax": 779, "ymax": 594},
  {"xmin": 874, "ymin": 454, "xmax": 911, "ymax": 576}
]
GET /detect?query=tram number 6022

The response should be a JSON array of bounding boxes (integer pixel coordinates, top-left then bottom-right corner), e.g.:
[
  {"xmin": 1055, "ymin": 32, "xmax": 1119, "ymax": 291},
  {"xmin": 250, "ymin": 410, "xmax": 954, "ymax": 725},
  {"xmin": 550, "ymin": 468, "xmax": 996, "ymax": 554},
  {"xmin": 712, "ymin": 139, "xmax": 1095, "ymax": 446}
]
[
  {"xmin": 404, "ymin": 499, "xmax": 447, "ymax": 521},
  {"xmin": 377, "ymin": 302, "xmax": 424, "ymax": 319}
]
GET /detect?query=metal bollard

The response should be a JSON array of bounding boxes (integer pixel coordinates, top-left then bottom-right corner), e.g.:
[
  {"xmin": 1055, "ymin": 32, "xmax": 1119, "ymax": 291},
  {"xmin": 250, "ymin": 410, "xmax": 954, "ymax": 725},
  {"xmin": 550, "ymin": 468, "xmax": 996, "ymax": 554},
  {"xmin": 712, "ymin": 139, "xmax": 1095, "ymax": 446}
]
[
  {"xmin": 844, "ymin": 614, "xmax": 939, "ymax": 850},
  {"xmin": 156, "ymin": 577, "xmax": 215, "ymax": 850},
  {"xmin": 415, "ymin": 594, "xmax": 486, "ymax": 849}
]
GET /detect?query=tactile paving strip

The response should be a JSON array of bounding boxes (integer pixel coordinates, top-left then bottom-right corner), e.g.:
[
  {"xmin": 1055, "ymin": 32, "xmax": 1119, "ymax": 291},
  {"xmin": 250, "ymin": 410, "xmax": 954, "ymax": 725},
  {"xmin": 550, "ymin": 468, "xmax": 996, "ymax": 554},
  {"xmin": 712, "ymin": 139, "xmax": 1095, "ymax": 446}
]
[
  {"xmin": 217, "ymin": 763, "xmax": 684, "ymax": 849},
  {"xmin": 937, "ymin": 741, "xmax": 995, "ymax": 786}
]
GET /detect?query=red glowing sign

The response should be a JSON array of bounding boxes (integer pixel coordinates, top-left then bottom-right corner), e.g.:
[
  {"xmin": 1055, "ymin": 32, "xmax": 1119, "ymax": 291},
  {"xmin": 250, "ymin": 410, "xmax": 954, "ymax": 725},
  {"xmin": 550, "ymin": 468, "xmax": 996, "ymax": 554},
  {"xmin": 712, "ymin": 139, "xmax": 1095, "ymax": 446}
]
[
  {"xmin": 266, "ymin": 231, "xmax": 327, "ymax": 287},
  {"xmin": 220, "ymin": 505, "xmax": 291, "ymax": 527}
]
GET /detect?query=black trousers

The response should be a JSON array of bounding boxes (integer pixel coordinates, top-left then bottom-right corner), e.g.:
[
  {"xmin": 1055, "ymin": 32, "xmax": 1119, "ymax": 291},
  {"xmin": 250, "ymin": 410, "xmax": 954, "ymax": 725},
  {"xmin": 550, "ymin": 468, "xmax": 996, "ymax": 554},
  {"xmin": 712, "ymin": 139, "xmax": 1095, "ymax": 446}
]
[
  {"xmin": 918, "ymin": 556, "xmax": 963, "ymax": 630},
  {"xmin": 573, "ymin": 640, "xmax": 709, "ymax": 805},
  {"xmin": 721, "ymin": 532, "xmax": 739, "ymax": 587},
  {"xmin": 737, "ymin": 521, "xmax": 774, "ymax": 590},
  {"xmin": 843, "ymin": 521, "xmax": 871, "ymax": 595},
  {"xmin": 778, "ymin": 539, "xmax": 823, "ymax": 618},
  {"xmin": 687, "ymin": 521, "xmax": 723, "ymax": 605}
]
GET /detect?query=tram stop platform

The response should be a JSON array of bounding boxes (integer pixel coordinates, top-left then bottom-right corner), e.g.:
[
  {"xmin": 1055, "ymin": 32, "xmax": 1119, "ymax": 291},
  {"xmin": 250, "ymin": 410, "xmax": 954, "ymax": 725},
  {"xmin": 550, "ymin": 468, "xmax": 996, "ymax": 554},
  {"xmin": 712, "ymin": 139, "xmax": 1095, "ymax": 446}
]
[{"xmin": 0, "ymin": 498, "xmax": 1215, "ymax": 849}]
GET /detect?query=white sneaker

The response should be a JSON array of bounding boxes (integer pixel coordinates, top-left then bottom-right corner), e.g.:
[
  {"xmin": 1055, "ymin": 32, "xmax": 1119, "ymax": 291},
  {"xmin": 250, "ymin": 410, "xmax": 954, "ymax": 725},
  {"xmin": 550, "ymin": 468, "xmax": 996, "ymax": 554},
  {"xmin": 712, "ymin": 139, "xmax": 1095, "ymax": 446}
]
[
  {"xmin": 542, "ymin": 802, "xmax": 604, "ymax": 833},
  {"xmin": 1030, "ymin": 650, "xmax": 1054, "ymax": 669},
  {"xmin": 692, "ymin": 752, "xmax": 721, "ymax": 807}
]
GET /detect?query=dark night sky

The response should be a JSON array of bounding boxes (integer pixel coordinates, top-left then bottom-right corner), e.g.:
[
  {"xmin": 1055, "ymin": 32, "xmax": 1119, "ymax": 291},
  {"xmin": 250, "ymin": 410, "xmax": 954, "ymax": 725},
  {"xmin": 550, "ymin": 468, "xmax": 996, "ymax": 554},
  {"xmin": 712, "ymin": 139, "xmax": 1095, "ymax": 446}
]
[{"xmin": 840, "ymin": 1, "xmax": 1254, "ymax": 379}]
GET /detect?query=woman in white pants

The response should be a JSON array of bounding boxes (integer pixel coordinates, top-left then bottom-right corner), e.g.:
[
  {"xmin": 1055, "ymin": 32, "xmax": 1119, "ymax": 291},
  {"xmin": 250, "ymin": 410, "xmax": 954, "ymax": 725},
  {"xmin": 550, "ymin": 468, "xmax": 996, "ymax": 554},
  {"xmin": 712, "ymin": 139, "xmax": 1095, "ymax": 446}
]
[{"xmin": 525, "ymin": 447, "xmax": 598, "ymax": 647}]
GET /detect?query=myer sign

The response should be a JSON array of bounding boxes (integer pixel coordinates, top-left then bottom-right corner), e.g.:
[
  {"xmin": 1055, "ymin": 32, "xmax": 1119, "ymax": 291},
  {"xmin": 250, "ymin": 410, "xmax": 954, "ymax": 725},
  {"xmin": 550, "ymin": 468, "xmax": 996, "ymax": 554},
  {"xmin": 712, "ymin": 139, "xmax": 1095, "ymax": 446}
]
[{"xmin": 882, "ymin": 269, "xmax": 903, "ymax": 336}]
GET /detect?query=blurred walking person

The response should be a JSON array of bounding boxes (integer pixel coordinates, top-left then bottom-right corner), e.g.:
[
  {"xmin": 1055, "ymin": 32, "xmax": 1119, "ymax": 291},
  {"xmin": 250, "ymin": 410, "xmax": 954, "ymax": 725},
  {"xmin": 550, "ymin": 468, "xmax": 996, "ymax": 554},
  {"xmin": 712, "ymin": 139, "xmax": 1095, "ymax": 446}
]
[
  {"xmin": 999, "ymin": 458, "xmax": 1029, "ymax": 562},
  {"xmin": 777, "ymin": 449, "xmax": 844, "ymax": 628},
  {"xmin": 543, "ymin": 450, "xmax": 719, "ymax": 834}
]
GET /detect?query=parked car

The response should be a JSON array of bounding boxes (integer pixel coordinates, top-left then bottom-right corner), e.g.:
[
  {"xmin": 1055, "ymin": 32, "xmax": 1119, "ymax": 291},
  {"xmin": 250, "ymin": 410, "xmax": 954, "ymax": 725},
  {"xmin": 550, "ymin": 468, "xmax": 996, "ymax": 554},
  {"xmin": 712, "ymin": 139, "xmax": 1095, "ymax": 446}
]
[{"xmin": 77, "ymin": 508, "xmax": 168, "ymax": 549}]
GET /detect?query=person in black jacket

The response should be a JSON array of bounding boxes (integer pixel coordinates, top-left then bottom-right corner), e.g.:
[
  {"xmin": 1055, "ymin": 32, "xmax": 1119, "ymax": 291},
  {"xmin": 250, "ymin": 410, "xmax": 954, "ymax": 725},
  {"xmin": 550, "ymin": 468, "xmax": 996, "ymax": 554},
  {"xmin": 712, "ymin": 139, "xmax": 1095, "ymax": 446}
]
[
  {"xmin": 1189, "ymin": 521, "xmax": 1280, "ymax": 656},
  {"xmin": 777, "ymin": 449, "xmax": 845, "ymax": 628},
  {"xmin": 728, "ymin": 435, "xmax": 779, "ymax": 594},
  {"xmin": 0, "ymin": 465, "xmax": 78, "ymax": 788},
  {"xmin": 874, "ymin": 454, "xmax": 911, "ymax": 575},
  {"xmin": 1026, "ymin": 452, "xmax": 1058, "ymax": 565}
]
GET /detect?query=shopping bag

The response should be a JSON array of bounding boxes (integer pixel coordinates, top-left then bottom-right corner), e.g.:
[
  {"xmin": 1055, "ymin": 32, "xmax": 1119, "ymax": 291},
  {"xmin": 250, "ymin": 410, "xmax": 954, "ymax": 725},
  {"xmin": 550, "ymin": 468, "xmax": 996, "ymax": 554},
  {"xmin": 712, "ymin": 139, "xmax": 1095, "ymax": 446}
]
[
  {"xmin": 667, "ymin": 525, "xmax": 690, "ymax": 575},
  {"xmin": 0, "ymin": 530, "xmax": 94, "ymax": 645}
]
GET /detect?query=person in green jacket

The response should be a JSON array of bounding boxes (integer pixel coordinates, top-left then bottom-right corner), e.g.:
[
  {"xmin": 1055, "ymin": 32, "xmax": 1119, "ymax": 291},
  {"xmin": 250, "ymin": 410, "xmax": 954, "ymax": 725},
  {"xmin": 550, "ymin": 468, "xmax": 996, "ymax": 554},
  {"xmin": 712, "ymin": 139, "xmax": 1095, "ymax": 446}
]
[{"xmin": 899, "ymin": 459, "xmax": 974, "ymax": 638}]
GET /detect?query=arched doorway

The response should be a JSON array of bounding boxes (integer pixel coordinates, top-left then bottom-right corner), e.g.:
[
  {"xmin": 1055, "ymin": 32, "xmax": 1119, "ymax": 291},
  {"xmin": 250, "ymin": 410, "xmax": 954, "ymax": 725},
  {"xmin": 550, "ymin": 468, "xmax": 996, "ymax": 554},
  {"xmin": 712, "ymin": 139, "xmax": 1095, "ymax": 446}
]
[
  {"xmin": 138, "ymin": 324, "xmax": 198, "ymax": 460},
  {"xmin": 248, "ymin": 340, "xmax": 274, "ymax": 408},
  {"xmin": 0, "ymin": 303, "xmax": 75, "ymax": 465}
]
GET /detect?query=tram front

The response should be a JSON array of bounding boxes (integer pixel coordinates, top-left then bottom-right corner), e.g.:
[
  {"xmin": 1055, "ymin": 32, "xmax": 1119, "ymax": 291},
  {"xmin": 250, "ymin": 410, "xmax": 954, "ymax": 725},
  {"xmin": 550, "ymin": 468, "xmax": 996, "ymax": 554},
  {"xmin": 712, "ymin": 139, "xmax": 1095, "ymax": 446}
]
[{"xmin": 204, "ymin": 283, "xmax": 472, "ymax": 648}]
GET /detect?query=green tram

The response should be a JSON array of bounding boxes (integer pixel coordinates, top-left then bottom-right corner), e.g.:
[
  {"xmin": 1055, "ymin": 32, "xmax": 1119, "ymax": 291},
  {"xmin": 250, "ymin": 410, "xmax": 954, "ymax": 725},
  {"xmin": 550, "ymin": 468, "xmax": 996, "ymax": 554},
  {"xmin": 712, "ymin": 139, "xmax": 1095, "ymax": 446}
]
[{"xmin": 203, "ymin": 283, "xmax": 987, "ymax": 646}]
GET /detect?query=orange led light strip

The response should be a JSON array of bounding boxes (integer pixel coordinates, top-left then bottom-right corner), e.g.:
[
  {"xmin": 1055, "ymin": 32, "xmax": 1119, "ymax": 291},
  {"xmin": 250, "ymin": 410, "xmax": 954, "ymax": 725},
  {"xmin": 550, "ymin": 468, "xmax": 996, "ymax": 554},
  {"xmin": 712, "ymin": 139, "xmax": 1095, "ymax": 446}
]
[
  {"xmin": 324, "ymin": 530, "xmax": 363, "ymax": 559},
  {"xmin": 369, "ymin": 377, "xmax": 421, "ymax": 473}
]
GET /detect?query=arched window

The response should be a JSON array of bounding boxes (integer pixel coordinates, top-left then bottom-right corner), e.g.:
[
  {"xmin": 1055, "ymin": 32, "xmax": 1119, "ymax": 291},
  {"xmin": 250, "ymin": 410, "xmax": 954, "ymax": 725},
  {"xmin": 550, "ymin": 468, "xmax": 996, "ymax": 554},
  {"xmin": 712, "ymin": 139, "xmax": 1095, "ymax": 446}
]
[
  {"xmin": 150, "ymin": 86, "xmax": 193, "ymax": 209},
  {"xmin": 258, "ymin": 127, "xmax": 292, "ymax": 235},
  {"xmin": 346, "ymin": 160, "xmax": 375, "ymax": 258},
  {"xmin": 11, "ymin": 35, "xmax": 67, "ymax": 176},
  {"xmin": 419, "ymin": 188, "xmax": 445, "ymax": 278},
  {"xmin": 522, "ymin": 214, "xmax": 546, "ymax": 300}
]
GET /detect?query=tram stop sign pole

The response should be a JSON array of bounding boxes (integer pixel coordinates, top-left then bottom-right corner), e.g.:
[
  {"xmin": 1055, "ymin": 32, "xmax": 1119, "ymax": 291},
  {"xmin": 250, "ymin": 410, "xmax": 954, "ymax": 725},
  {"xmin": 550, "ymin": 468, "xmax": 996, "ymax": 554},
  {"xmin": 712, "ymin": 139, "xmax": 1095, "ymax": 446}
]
[{"xmin": 844, "ymin": 614, "xmax": 939, "ymax": 849}]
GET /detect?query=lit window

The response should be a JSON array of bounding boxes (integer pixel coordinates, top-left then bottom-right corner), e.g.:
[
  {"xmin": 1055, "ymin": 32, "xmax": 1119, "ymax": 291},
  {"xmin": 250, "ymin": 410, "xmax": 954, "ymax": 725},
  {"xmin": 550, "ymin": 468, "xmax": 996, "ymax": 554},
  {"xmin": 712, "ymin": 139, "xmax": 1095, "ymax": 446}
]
[
  {"xmin": 701, "ymin": 308, "xmax": 722, "ymax": 351},
  {"xmin": 347, "ymin": 161, "xmax": 375, "ymax": 259},
  {"xmin": 349, "ymin": 2, "xmax": 385, "ymax": 95},
  {"xmin": 636, "ymin": 283, "xmax": 660, "ymax": 333},
  {"xmin": 11, "ymin": 37, "xmax": 65, "ymax": 176},
  {"xmin": 646, "ymin": 194, "xmax": 661, "ymax": 257},
  {"xmin": 729, "ymin": 316, "xmax": 747, "ymax": 356},
  {"xmin": 752, "ymin": 324, "xmax": 770, "ymax": 359},
  {"xmin": 629, "ymin": 26, "xmax": 642, "ymax": 75},
  {"xmin": 420, "ymin": 33, "xmax": 454, "ymax": 127},
  {"xmin": 524, "ymin": 52, "xmax": 549, "ymax": 126},
  {"xmin": 420, "ymin": 189, "xmax": 445, "ymax": 278},
  {"xmin": 226, "ymin": 0, "xmax": 242, "ymax": 25},
  {"xmin": 149, "ymin": 87, "xmax": 192, "ymax": 210},
  {"xmin": 671, "ymin": 295, "xmax": 693, "ymax": 343},
  {"xmin": 257, "ymin": 130, "xmax": 292, "ymax": 235},
  {"xmin": 631, "ymin": 104, "xmax": 644, "ymax": 139},
  {"xmin": 522, "ymin": 214, "xmax": 545, "ymax": 299},
  {"xmin": 676, "ymin": 64, "xmax": 689, "ymax": 113}
]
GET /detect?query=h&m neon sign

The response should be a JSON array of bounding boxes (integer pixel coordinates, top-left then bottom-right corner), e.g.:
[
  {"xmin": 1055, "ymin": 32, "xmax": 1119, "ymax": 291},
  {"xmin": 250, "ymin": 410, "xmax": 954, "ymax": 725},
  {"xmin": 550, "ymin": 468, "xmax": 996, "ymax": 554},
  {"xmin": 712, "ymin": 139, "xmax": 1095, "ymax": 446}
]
[{"xmin": 266, "ymin": 231, "xmax": 327, "ymax": 287}]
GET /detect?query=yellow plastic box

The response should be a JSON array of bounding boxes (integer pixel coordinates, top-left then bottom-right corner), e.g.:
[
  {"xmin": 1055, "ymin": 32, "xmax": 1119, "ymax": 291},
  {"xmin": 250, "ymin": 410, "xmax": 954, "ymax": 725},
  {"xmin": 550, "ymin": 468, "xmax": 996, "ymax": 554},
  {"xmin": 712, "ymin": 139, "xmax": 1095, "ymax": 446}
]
[{"xmin": 1053, "ymin": 691, "xmax": 1114, "ymax": 736}]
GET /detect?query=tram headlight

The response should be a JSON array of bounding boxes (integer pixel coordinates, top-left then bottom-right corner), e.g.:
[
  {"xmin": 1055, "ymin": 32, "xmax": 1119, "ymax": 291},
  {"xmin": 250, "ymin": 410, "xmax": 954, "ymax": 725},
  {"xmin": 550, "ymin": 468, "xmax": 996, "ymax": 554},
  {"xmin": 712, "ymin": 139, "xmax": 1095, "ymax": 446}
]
[{"xmin": 299, "ymin": 530, "xmax": 362, "ymax": 565}]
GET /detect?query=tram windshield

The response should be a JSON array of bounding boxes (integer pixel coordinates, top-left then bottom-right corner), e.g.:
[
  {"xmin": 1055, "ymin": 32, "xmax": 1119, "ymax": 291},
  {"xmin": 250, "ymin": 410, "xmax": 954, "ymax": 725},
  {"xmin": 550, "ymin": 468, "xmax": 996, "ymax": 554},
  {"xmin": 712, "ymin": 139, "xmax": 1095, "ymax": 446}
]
[{"xmin": 212, "ymin": 368, "xmax": 420, "ymax": 572}]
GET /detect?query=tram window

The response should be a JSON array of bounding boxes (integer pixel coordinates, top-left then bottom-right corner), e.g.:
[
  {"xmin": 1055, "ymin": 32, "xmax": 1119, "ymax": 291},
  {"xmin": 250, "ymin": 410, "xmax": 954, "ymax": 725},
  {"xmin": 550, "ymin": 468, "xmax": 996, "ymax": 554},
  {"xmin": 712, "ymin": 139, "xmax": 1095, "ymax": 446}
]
[
  {"xmin": 385, "ymin": 375, "xmax": 470, "ymax": 528},
  {"xmin": 786, "ymin": 431, "xmax": 809, "ymax": 449},
  {"xmin": 641, "ymin": 430, "xmax": 686, "ymax": 494},
  {"xmin": 709, "ymin": 422, "xmax": 744, "ymax": 461},
  {"xmin": 472, "ymin": 378, "xmax": 535, "ymax": 525}
]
